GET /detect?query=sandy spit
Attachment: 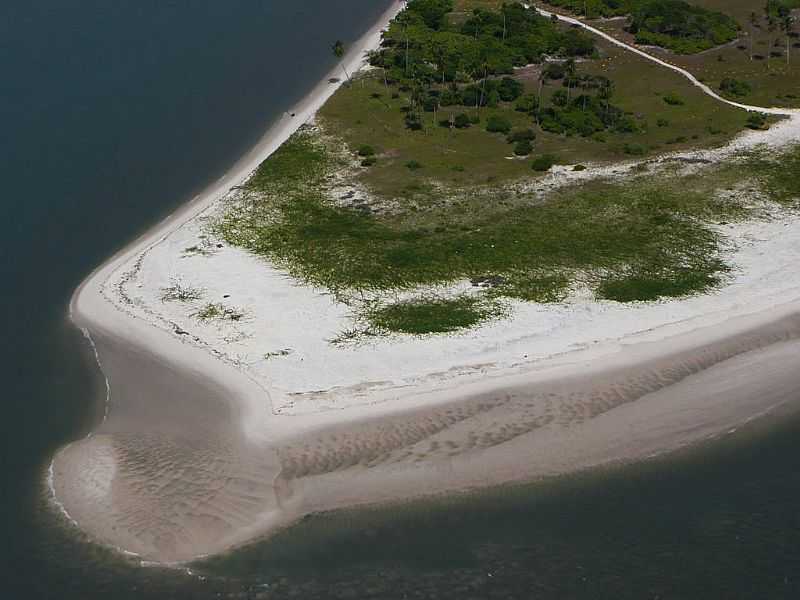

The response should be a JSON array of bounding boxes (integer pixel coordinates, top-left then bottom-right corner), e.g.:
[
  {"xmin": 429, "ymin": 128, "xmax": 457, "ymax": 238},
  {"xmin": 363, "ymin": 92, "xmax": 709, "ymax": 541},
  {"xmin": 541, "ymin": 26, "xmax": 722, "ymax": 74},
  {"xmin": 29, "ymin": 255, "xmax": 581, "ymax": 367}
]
[{"xmin": 51, "ymin": 1, "xmax": 800, "ymax": 564}]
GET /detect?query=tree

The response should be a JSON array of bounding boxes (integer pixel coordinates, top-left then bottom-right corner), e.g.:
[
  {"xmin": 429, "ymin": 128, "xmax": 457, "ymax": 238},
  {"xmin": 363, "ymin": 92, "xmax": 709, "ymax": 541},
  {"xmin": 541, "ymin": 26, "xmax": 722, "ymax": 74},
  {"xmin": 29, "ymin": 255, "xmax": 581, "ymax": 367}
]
[
  {"xmin": 597, "ymin": 76, "xmax": 614, "ymax": 121},
  {"xmin": 537, "ymin": 69, "xmax": 547, "ymax": 126},
  {"xmin": 749, "ymin": 11, "xmax": 759, "ymax": 61},
  {"xmin": 782, "ymin": 14, "xmax": 794, "ymax": 65},
  {"xmin": 332, "ymin": 40, "xmax": 350, "ymax": 82},
  {"xmin": 564, "ymin": 58, "xmax": 577, "ymax": 101}
]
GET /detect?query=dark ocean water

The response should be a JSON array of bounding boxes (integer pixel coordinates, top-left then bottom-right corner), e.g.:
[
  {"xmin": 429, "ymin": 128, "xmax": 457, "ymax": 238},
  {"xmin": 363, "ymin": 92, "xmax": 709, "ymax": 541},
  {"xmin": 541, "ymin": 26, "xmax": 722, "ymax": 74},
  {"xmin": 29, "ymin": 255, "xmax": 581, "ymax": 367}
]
[{"xmin": 1, "ymin": 1, "xmax": 799, "ymax": 598}]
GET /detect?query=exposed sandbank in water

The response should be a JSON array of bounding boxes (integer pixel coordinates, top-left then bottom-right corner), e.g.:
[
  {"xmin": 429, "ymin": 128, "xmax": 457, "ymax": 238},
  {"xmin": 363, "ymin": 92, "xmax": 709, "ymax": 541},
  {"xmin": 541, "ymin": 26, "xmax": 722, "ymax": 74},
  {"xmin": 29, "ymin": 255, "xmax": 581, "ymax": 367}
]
[{"xmin": 52, "ymin": 306, "xmax": 800, "ymax": 563}]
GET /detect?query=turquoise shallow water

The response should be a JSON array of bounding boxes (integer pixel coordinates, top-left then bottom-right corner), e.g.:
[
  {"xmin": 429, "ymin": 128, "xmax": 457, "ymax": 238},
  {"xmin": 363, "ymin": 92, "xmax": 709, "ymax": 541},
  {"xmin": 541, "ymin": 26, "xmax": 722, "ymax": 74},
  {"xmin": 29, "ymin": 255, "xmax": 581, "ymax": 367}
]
[{"xmin": 1, "ymin": 1, "xmax": 799, "ymax": 598}]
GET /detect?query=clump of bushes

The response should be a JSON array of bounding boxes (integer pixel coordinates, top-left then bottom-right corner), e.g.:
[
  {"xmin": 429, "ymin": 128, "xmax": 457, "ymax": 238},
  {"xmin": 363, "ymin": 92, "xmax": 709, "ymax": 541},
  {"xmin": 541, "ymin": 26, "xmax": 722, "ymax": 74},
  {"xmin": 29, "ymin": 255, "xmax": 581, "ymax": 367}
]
[
  {"xmin": 719, "ymin": 78, "xmax": 752, "ymax": 98},
  {"xmin": 515, "ymin": 94, "xmax": 540, "ymax": 114},
  {"xmin": 508, "ymin": 129, "xmax": 536, "ymax": 143},
  {"xmin": 404, "ymin": 112, "xmax": 423, "ymax": 131},
  {"xmin": 514, "ymin": 140, "xmax": 534, "ymax": 156},
  {"xmin": 623, "ymin": 143, "xmax": 647, "ymax": 155},
  {"xmin": 531, "ymin": 154, "xmax": 557, "ymax": 171},
  {"xmin": 663, "ymin": 92, "xmax": 685, "ymax": 106},
  {"xmin": 405, "ymin": 160, "xmax": 423, "ymax": 170},
  {"xmin": 454, "ymin": 113, "xmax": 471, "ymax": 128},
  {"xmin": 486, "ymin": 115, "xmax": 512, "ymax": 134},
  {"xmin": 746, "ymin": 112, "xmax": 768, "ymax": 130},
  {"xmin": 357, "ymin": 144, "xmax": 375, "ymax": 157}
]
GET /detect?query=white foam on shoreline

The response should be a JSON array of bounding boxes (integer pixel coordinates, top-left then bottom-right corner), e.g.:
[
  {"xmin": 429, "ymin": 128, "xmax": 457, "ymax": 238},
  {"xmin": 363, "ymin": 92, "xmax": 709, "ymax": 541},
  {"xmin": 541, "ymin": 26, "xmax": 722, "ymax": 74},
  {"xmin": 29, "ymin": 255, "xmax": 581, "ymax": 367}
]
[{"xmin": 46, "ymin": 326, "xmax": 113, "ymax": 528}]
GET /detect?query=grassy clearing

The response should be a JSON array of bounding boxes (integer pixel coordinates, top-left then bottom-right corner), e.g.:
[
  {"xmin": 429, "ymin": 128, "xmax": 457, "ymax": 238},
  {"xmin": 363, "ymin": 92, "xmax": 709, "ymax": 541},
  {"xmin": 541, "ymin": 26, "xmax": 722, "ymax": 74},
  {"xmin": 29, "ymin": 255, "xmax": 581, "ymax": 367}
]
[
  {"xmin": 577, "ymin": 0, "xmax": 800, "ymax": 108},
  {"xmin": 743, "ymin": 144, "xmax": 800, "ymax": 205},
  {"xmin": 220, "ymin": 129, "xmax": 735, "ymax": 300},
  {"xmin": 319, "ymin": 40, "xmax": 748, "ymax": 199}
]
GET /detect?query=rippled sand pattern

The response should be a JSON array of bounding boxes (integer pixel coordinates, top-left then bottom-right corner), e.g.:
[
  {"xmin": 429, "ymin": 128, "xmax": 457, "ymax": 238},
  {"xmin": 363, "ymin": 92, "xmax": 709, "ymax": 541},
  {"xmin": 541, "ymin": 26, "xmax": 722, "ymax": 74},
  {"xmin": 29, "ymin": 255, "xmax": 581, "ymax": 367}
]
[
  {"xmin": 52, "ymin": 314, "xmax": 800, "ymax": 563},
  {"xmin": 51, "ymin": 333, "xmax": 283, "ymax": 563},
  {"xmin": 278, "ymin": 315, "xmax": 800, "ymax": 479}
]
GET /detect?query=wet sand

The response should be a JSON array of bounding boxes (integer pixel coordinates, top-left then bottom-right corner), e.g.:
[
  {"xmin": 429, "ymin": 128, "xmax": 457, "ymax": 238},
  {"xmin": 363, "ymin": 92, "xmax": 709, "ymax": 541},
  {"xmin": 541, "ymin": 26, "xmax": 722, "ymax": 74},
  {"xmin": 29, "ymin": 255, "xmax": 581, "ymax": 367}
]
[
  {"xmin": 52, "ymin": 306, "xmax": 800, "ymax": 563},
  {"xmin": 52, "ymin": 329, "xmax": 284, "ymax": 563}
]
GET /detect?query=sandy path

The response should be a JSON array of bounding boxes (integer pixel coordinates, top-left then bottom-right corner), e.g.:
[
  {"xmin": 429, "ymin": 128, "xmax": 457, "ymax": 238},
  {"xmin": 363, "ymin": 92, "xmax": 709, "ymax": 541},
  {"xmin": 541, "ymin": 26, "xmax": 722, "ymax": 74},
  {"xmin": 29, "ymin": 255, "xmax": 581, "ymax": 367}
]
[{"xmin": 527, "ymin": 3, "xmax": 799, "ymax": 116}]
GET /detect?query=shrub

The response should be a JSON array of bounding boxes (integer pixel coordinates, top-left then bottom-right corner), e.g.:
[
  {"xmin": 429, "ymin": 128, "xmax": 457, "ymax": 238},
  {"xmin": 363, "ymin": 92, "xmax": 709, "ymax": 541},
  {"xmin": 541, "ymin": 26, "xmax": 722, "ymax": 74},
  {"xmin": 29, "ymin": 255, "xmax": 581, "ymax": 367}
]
[
  {"xmin": 507, "ymin": 128, "xmax": 536, "ymax": 143},
  {"xmin": 623, "ymin": 143, "xmax": 646, "ymax": 155},
  {"xmin": 531, "ymin": 154, "xmax": 557, "ymax": 171},
  {"xmin": 614, "ymin": 116, "xmax": 640, "ymax": 134},
  {"xmin": 454, "ymin": 113, "xmax": 471, "ymax": 128},
  {"xmin": 657, "ymin": 118, "xmax": 670, "ymax": 127},
  {"xmin": 514, "ymin": 140, "xmax": 534, "ymax": 156},
  {"xmin": 498, "ymin": 76, "xmax": 524, "ymax": 101},
  {"xmin": 486, "ymin": 115, "xmax": 512, "ymax": 134},
  {"xmin": 543, "ymin": 62, "xmax": 566, "ymax": 80},
  {"xmin": 663, "ymin": 92, "xmax": 684, "ymax": 106},
  {"xmin": 746, "ymin": 112, "xmax": 768, "ymax": 130},
  {"xmin": 551, "ymin": 89, "xmax": 569, "ymax": 107},
  {"xmin": 361, "ymin": 157, "xmax": 377, "ymax": 167},
  {"xmin": 357, "ymin": 145, "xmax": 375, "ymax": 157},
  {"xmin": 405, "ymin": 160, "xmax": 423, "ymax": 170},
  {"xmin": 719, "ymin": 78, "xmax": 752, "ymax": 98},
  {"xmin": 405, "ymin": 112, "xmax": 423, "ymax": 130},
  {"xmin": 573, "ymin": 164, "xmax": 587, "ymax": 171},
  {"xmin": 515, "ymin": 94, "xmax": 539, "ymax": 114}
]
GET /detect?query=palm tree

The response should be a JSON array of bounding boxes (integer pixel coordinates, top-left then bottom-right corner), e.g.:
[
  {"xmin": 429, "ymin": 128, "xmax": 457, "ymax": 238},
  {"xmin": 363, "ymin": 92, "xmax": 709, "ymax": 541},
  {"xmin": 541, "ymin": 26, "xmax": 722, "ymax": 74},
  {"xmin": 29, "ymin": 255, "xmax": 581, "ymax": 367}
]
[
  {"xmin": 749, "ymin": 11, "xmax": 759, "ymax": 61},
  {"xmin": 782, "ymin": 14, "xmax": 794, "ymax": 66},
  {"xmin": 597, "ymin": 76, "xmax": 614, "ymax": 122},
  {"xmin": 564, "ymin": 58, "xmax": 577, "ymax": 102},
  {"xmin": 537, "ymin": 69, "xmax": 546, "ymax": 126},
  {"xmin": 332, "ymin": 40, "xmax": 350, "ymax": 82}
]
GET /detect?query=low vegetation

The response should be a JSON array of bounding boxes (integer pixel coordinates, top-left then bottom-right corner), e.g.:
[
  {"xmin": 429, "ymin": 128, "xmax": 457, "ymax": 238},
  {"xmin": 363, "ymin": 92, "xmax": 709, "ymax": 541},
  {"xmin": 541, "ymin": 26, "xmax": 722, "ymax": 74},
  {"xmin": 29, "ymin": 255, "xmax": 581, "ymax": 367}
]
[
  {"xmin": 625, "ymin": 0, "xmax": 800, "ymax": 107},
  {"xmin": 209, "ymin": 0, "xmax": 796, "ymax": 337},
  {"xmin": 544, "ymin": 0, "xmax": 740, "ymax": 53},
  {"xmin": 194, "ymin": 302, "xmax": 245, "ymax": 322},
  {"xmin": 367, "ymin": 295, "xmax": 505, "ymax": 334},
  {"xmin": 215, "ymin": 117, "xmax": 798, "ymax": 335},
  {"xmin": 161, "ymin": 282, "xmax": 203, "ymax": 302}
]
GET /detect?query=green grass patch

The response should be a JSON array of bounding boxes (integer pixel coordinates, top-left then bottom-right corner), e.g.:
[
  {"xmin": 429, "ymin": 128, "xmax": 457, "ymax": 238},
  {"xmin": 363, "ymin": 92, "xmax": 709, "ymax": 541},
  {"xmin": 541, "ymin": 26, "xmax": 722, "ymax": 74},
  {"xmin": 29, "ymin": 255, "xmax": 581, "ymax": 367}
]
[
  {"xmin": 217, "ymin": 128, "xmax": 754, "ymax": 313},
  {"xmin": 744, "ymin": 145, "xmax": 800, "ymax": 206},
  {"xmin": 214, "ymin": 93, "xmax": 796, "ymax": 335},
  {"xmin": 596, "ymin": 268, "xmax": 726, "ymax": 302},
  {"xmin": 367, "ymin": 295, "xmax": 504, "ymax": 335}
]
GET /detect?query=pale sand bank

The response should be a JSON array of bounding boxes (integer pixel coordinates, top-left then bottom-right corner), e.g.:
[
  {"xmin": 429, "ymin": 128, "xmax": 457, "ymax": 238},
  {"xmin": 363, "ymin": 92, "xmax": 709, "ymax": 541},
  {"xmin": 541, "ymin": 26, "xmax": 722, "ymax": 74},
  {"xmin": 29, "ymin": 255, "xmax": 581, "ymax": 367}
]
[{"xmin": 51, "ymin": 0, "xmax": 800, "ymax": 564}]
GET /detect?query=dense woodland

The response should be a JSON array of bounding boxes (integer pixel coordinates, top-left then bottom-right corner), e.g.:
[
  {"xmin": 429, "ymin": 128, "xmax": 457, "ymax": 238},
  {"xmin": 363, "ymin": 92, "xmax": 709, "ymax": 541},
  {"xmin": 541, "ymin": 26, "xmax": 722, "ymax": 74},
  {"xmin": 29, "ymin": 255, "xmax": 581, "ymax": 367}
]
[
  {"xmin": 369, "ymin": 0, "xmax": 596, "ymax": 83},
  {"xmin": 366, "ymin": 1, "xmax": 633, "ymax": 143}
]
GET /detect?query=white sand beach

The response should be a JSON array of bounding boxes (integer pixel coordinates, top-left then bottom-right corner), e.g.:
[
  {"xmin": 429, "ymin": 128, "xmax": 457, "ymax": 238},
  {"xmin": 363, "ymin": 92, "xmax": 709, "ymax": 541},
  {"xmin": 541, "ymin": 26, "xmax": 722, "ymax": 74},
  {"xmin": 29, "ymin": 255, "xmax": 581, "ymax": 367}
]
[{"xmin": 51, "ymin": 0, "xmax": 800, "ymax": 564}]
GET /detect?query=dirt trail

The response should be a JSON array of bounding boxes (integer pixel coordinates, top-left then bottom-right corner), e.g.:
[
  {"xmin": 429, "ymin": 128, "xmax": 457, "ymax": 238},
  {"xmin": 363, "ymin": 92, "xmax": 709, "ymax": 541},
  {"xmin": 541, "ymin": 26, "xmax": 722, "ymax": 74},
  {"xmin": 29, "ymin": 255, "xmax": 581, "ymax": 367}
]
[{"xmin": 527, "ymin": 3, "xmax": 799, "ymax": 117}]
